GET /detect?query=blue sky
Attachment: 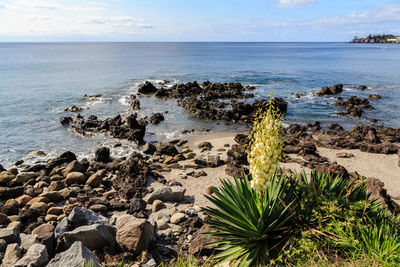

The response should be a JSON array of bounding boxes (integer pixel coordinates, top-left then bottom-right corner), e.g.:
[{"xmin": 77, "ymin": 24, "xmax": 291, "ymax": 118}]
[{"xmin": 0, "ymin": 0, "xmax": 399, "ymax": 41}]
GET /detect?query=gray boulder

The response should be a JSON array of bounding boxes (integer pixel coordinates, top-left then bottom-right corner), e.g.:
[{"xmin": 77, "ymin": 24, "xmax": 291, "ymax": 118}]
[
  {"xmin": 68, "ymin": 207, "xmax": 109, "ymax": 228},
  {"xmin": 46, "ymin": 241, "xmax": 99, "ymax": 267},
  {"xmin": 146, "ymin": 186, "xmax": 185, "ymax": 204},
  {"xmin": 55, "ymin": 217, "xmax": 70, "ymax": 239},
  {"xmin": 63, "ymin": 224, "xmax": 115, "ymax": 250},
  {"xmin": 15, "ymin": 243, "xmax": 48, "ymax": 267},
  {"xmin": 0, "ymin": 227, "xmax": 19, "ymax": 243}
]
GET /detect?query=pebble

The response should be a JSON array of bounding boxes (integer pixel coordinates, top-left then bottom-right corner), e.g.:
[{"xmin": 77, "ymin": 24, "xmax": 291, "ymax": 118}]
[
  {"xmin": 152, "ymin": 200, "xmax": 166, "ymax": 212},
  {"xmin": 170, "ymin": 213, "xmax": 186, "ymax": 224},
  {"xmin": 204, "ymin": 185, "xmax": 215, "ymax": 195}
]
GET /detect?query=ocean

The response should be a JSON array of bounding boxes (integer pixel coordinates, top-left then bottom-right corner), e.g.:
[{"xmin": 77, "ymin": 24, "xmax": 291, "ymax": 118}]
[{"xmin": 1, "ymin": 42, "xmax": 399, "ymax": 167}]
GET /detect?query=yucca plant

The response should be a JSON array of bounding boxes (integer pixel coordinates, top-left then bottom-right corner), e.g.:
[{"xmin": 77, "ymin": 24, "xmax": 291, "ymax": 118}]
[{"xmin": 203, "ymin": 173, "xmax": 298, "ymax": 266}]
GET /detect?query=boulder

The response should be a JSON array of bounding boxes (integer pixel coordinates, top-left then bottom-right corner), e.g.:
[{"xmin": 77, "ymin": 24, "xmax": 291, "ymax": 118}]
[
  {"xmin": 149, "ymin": 113, "xmax": 165, "ymax": 125},
  {"xmin": 86, "ymin": 170, "xmax": 105, "ymax": 187},
  {"xmin": 0, "ymin": 186, "xmax": 24, "ymax": 200},
  {"xmin": 95, "ymin": 147, "xmax": 110, "ymax": 163},
  {"xmin": 32, "ymin": 224, "xmax": 55, "ymax": 236},
  {"xmin": 206, "ymin": 155, "xmax": 221, "ymax": 167},
  {"xmin": 40, "ymin": 191, "xmax": 63, "ymax": 202},
  {"xmin": 170, "ymin": 213, "xmax": 186, "ymax": 224},
  {"xmin": 146, "ymin": 186, "xmax": 186, "ymax": 204},
  {"xmin": 138, "ymin": 81, "xmax": 158, "ymax": 94},
  {"xmin": 116, "ymin": 219, "xmax": 155, "ymax": 254},
  {"xmin": 62, "ymin": 160, "xmax": 87, "ymax": 177},
  {"xmin": 67, "ymin": 207, "xmax": 109, "ymax": 229},
  {"xmin": 20, "ymin": 233, "xmax": 39, "ymax": 251},
  {"xmin": 46, "ymin": 241, "xmax": 99, "ymax": 267},
  {"xmin": 3, "ymin": 243, "xmax": 22, "ymax": 265},
  {"xmin": 65, "ymin": 172, "xmax": 86, "ymax": 185},
  {"xmin": 63, "ymin": 224, "xmax": 115, "ymax": 250},
  {"xmin": 15, "ymin": 243, "xmax": 48, "ymax": 267},
  {"xmin": 0, "ymin": 227, "xmax": 19, "ymax": 243}
]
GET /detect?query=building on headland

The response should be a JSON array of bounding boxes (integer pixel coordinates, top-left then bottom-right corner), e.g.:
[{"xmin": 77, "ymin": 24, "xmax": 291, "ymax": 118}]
[{"xmin": 350, "ymin": 34, "xmax": 400, "ymax": 44}]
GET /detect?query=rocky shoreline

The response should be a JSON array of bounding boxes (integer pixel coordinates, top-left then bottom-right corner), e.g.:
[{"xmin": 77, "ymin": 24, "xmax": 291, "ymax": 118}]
[{"xmin": 0, "ymin": 81, "xmax": 399, "ymax": 266}]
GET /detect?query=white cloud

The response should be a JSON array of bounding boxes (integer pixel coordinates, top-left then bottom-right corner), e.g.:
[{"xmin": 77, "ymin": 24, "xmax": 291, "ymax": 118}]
[
  {"xmin": 276, "ymin": 0, "xmax": 315, "ymax": 8},
  {"xmin": 274, "ymin": 3, "xmax": 400, "ymax": 27},
  {"xmin": 0, "ymin": 0, "xmax": 154, "ymax": 38}
]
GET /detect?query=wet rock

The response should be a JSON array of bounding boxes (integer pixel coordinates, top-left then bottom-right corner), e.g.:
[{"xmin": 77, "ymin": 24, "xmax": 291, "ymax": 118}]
[
  {"xmin": 14, "ymin": 243, "xmax": 48, "ymax": 267},
  {"xmin": 315, "ymin": 84, "xmax": 343, "ymax": 96},
  {"xmin": 157, "ymin": 144, "xmax": 178, "ymax": 156},
  {"xmin": 369, "ymin": 94, "xmax": 381, "ymax": 99},
  {"xmin": 95, "ymin": 147, "xmax": 110, "ymax": 163},
  {"xmin": 63, "ymin": 224, "xmax": 115, "ymax": 250},
  {"xmin": 60, "ymin": 117, "xmax": 73, "ymax": 126},
  {"xmin": 138, "ymin": 81, "xmax": 158, "ymax": 94},
  {"xmin": 357, "ymin": 85, "xmax": 368, "ymax": 90},
  {"xmin": 116, "ymin": 219, "xmax": 155, "ymax": 254},
  {"xmin": 150, "ymin": 113, "xmax": 165, "ymax": 125},
  {"xmin": 146, "ymin": 186, "xmax": 186, "ymax": 204},
  {"xmin": 131, "ymin": 99, "xmax": 141, "ymax": 110},
  {"xmin": 64, "ymin": 105, "xmax": 82, "ymax": 112},
  {"xmin": 46, "ymin": 241, "xmax": 99, "ymax": 267},
  {"xmin": 142, "ymin": 142, "xmax": 156, "ymax": 155}
]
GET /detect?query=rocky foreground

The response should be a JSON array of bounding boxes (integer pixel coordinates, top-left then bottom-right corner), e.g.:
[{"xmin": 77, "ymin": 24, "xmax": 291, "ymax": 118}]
[
  {"xmin": 1, "ymin": 120, "xmax": 400, "ymax": 266},
  {"xmin": 0, "ymin": 81, "xmax": 399, "ymax": 266}
]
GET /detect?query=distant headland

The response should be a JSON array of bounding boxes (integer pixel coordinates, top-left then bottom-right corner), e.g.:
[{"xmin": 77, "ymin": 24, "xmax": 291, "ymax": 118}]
[{"xmin": 351, "ymin": 34, "xmax": 400, "ymax": 43}]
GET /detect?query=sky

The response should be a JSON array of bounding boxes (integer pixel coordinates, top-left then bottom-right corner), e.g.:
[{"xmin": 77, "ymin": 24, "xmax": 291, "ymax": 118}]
[{"xmin": 0, "ymin": 0, "xmax": 399, "ymax": 42}]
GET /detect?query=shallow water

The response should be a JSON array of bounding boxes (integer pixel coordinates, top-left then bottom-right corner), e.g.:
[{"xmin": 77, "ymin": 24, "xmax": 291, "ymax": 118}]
[{"xmin": 0, "ymin": 42, "xmax": 399, "ymax": 167}]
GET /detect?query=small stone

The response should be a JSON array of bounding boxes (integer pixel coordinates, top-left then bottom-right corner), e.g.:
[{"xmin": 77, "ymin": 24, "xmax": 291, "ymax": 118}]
[
  {"xmin": 336, "ymin": 152, "xmax": 355, "ymax": 158},
  {"xmin": 185, "ymin": 207, "xmax": 198, "ymax": 217},
  {"xmin": 27, "ymin": 196, "xmax": 49, "ymax": 205},
  {"xmin": 40, "ymin": 191, "xmax": 63, "ymax": 202},
  {"xmin": 30, "ymin": 202, "xmax": 49, "ymax": 213},
  {"xmin": 14, "ymin": 172, "xmax": 36, "ymax": 183},
  {"xmin": 200, "ymin": 147, "xmax": 211, "ymax": 153},
  {"xmin": 86, "ymin": 170, "xmax": 105, "ymax": 187},
  {"xmin": 8, "ymin": 221, "xmax": 21, "ymax": 229},
  {"xmin": 157, "ymin": 219, "xmax": 170, "ymax": 230},
  {"xmin": 15, "ymin": 195, "xmax": 33, "ymax": 206},
  {"xmin": 48, "ymin": 181, "xmax": 65, "ymax": 192},
  {"xmin": 198, "ymin": 141, "xmax": 212, "ymax": 149},
  {"xmin": 65, "ymin": 172, "xmax": 86, "ymax": 184},
  {"xmin": 50, "ymin": 174, "xmax": 64, "ymax": 182},
  {"xmin": 152, "ymin": 200, "xmax": 166, "ymax": 212},
  {"xmin": 0, "ymin": 213, "xmax": 7, "ymax": 224},
  {"xmin": 95, "ymin": 147, "xmax": 110, "ymax": 163},
  {"xmin": 45, "ymin": 214, "xmax": 58, "ymax": 222},
  {"xmin": 183, "ymin": 152, "xmax": 196, "ymax": 159},
  {"xmin": 47, "ymin": 206, "xmax": 64, "ymax": 216},
  {"xmin": 163, "ymin": 156, "xmax": 175, "ymax": 164},
  {"xmin": 170, "ymin": 213, "xmax": 186, "ymax": 224},
  {"xmin": 204, "ymin": 185, "xmax": 215, "ymax": 195},
  {"xmin": 32, "ymin": 223, "xmax": 55, "ymax": 236},
  {"xmin": 207, "ymin": 155, "xmax": 221, "ymax": 167},
  {"xmin": 146, "ymin": 186, "xmax": 186, "ymax": 204},
  {"xmin": 0, "ymin": 172, "xmax": 15, "ymax": 183},
  {"xmin": 90, "ymin": 204, "xmax": 107, "ymax": 213},
  {"xmin": 173, "ymin": 154, "xmax": 185, "ymax": 161}
]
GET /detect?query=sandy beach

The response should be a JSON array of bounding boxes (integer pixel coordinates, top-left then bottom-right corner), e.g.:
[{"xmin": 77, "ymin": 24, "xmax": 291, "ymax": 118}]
[{"xmin": 152, "ymin": 132, "xmax": 400, "ymax": 208}]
